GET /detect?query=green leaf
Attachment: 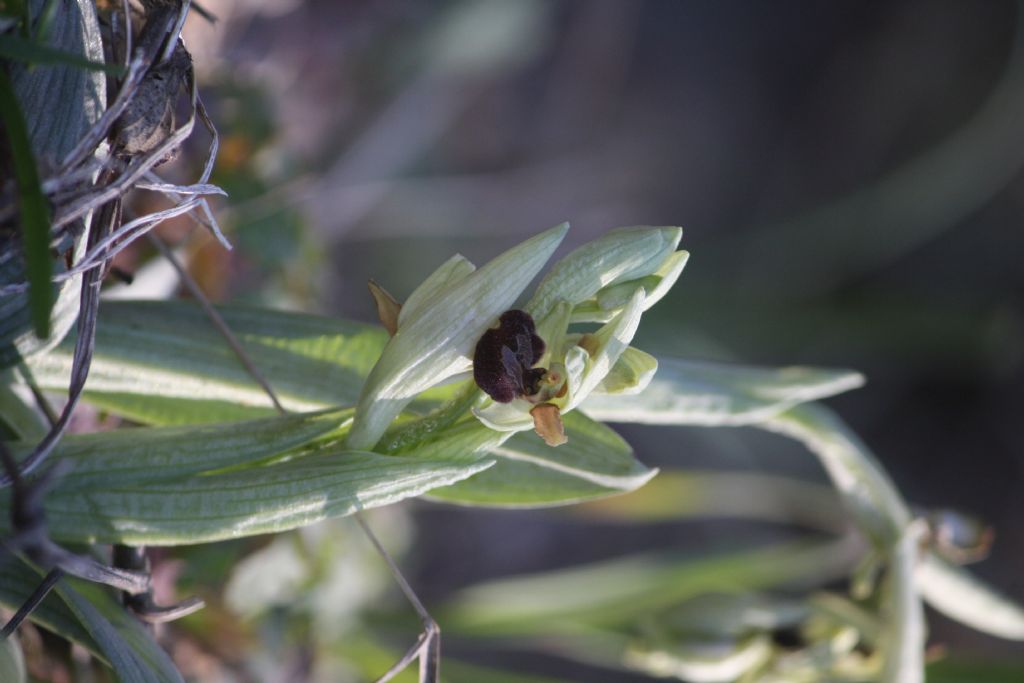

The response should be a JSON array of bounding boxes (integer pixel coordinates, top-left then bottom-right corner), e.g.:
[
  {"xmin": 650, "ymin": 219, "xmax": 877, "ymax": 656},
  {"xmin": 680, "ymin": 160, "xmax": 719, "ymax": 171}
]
[
  {"xmin": 441, "ymin": 538, "xmax": 856, "ymax": 635},
  {"xmin": 0, "ymin": 556, "xmax": 181, "ymax": 681},
  {"xmin": 762, "ymin": 403, "xmax": 911, "ymax": 545},
  {"xmin": 7, "ymin": 447, "xmax": 493, "ymax": 546},
  {"xmin": 0, "ymin": 408, "xmax": 496, "ymax": 546},
  {"xmin": 0, "ymin": 32, "xmax": 124, "ymax": 74},
  {"xmin": 762, "ymin": 405, "xmax": 922, "ymax": 683},
  {"xmin": 573, "ymin": 470, "xmax": 843, "ymax": 532},
  {"xmin": 3, "ymin": 408, "xmax": 349, "ymax": 494},
  {"xmin": 916, "ymin": 551, "xmax": 1024, "ymax": 640},
  {"xmin": 0, "ymin": 556, "xmax": 101, "ymax": 657},
  {"xmin": 1, "ymin": 0, "xmax": 105, "ymax": 367},
  {"xmin": 10, "ymin": 0, "xmax": 106, "ymax": 162},
  {"xmin": 0, "ymin": 631, "xmax": 27, "ymax": 683},
  {"xmin": 582, "ymin": 357, "xmax": 864, "ymax": 426},
  {"xmin": 0, "ymin": 68, "xmax": 53, "ymax": 339},
  {"xmin": 0, "ymin": 377, "xmax": 46, "ymax": 440},
  {"xmin": 429, "ymin": 411, "xmax": 656, "ymax": 507},
  {"xmin": 24, "ymin": 300, "xmax": 390, "ymax": 424},
  {"xmin": 54, "ymin": 579, "xmax": 183, "ymax": 682}
]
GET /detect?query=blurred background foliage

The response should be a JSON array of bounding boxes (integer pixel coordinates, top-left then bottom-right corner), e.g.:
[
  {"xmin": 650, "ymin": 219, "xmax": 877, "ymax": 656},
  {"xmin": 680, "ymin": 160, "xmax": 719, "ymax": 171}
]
[{"xmin": 74, "ymin": 0, "xmax": 1024, "ymax": 680}]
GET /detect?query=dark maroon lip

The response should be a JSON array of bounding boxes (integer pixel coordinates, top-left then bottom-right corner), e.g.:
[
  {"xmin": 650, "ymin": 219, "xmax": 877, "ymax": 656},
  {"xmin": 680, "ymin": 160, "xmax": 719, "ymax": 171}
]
[{"xmin": 473, "ymin": 309, "xmax": 547, "ymax": 403}]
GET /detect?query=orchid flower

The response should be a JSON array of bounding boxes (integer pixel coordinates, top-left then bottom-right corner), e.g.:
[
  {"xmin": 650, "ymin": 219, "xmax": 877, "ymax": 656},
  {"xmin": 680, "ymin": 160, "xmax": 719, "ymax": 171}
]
[{"xmin": 346, "ymin": 224, "xmax": 688, "ymax": 450}]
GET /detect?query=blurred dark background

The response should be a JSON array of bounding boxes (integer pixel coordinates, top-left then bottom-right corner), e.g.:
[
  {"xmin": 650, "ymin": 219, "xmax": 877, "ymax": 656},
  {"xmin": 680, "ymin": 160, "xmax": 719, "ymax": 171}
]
[{"xmin": 166, "ymin": 0, "xmax": 1024, "ymax": 674}]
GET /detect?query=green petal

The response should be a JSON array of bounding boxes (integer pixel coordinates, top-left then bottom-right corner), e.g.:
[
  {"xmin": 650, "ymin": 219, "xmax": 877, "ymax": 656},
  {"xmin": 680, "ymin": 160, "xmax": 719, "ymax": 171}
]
[
  {"xmin": 533, "ymin": 299, "xmax": 573, "ymax": 367},
  {"xmin": 593, "ymin": 346, "xmax": 658, "ymax": 396},
  {"xmin": 645, "ymin": 249, "xmax": 689, "ymax": 308},
  {"xmin": 572, "ymin": 249, "xmax": 689, "ymax": 323},
  {"xmin": 473, "ymin": 399, "xmax": 534, "ymax": 432},
  {"xmin": 564, "ymin": 288, "xmax": 646, "ymax": 412},
  {"xmin": 348, "ymin": 223, "xmax": 569, "ymax": 449},
  {"xmin": 527, "ymin": 226, "xmax": 681, "ymax": 321}
]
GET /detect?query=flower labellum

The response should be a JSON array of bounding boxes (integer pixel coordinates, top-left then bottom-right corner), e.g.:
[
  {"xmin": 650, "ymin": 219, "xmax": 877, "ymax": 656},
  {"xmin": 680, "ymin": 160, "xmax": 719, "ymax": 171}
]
[{"xmin": 473, "ymin": 310, "xmax": 547, "ymax": 403}]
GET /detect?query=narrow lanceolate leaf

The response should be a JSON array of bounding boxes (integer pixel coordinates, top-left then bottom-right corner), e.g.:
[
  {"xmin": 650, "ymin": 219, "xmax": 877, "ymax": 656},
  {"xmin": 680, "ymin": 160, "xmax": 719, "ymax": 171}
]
[
  {"xmin": 758, "ymin": 404, "xmax": 924, "ymax": 682},
  {"xmin": 0, "ymin": 0, "xmax": 105, "ymax": 368},
  {"xmin": 761, "ymin": 403, "xmax": 911, "ymax": 546},
  {"xmin": 0, "ymin": 68, "xmax": 53, "ymax": 339},
  {"xmin": 56, "ymin": 578, "xmax": 183, "ymax": 683},
  {"xmin": 429, "ymin": 411, "xmax": 656, "ymax": 507},
  {"xmin": 575, "ymin": 470, "xmax": 844, "ymax": 532},
  {"xmin": 441, "ymin": 537, "xmax": 858, "ymax": 635},
  {"xmin": 2, "ymin": 409, "xmax": 348, "ymax": 493},
  {"xmin": 24, "ymin": 300, "xmax": 390, "ymax": 424},
  {"xmin": 0, "ymin": 556, "xmax": 100, "ymax": 657},
  {"xmin": 0, "ymin": 633, "xmax": 26, "ymax": 683},
  {"xmin": 582, "ymin": 357, "xmax": 865, "ymax": 426},
  {"xmin": 916, "ymin": 551, "xmax": 1024, "ymax": 640},
  {"xmin": 0, "ymin": 32, "xmax": 125, "ymax": 74},
  {"xmin": 0, "ymin": 380, "xmax": 47, "ymax": 440},
  {"xmin": 10, "ymin": 448, "xmax": 493, "ymax": 546},
  {"xmin": 0, "ymin": 556, "xmax": 181, "ymax": 682},
  {"xmin": 347, "ymin": 223, "xmax": 569, "ymax": 450}
]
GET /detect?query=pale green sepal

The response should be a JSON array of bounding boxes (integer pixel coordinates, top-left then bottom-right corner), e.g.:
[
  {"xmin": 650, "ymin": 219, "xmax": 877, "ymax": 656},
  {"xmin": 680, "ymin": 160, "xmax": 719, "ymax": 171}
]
[
  {"xmin": 916, "ymin": 551, "xmax": 1024, "ymax": 640},
  {"xmin": 594, "ymin": 275, "xmax": 660, "ymax": 312},
  {"xmin": 594, "ymin": 346, "xmax": 658, "ymax": 396},
  {"xmin": 398, "ymin": 253, "xmax": 476, "ymax": 327},
  {"xmin": 576, "ymin": 249, "xmax": 690, "ymax": 324},
  {"xmin": 347, "ymin": 223, "xmax": 569, "ymax": 449},
  {"xmin": 560, "ymin": 345, "xmax": 588, "ymax": 411},
  {"xmin": 473, "ymin": 400, "xmax": 534, "ymax": 432},
  {"xmin": 643, "ymin": 248, "xmax": 689, "ymax": 309},
  {"xmin": 564, "ymin": 288, "xmax": 646, "ymax": 412},
  {"xmin": 527, "ymin": 226, "xmax": 681, "ymax": 321},
  {"xmin": 533, "ymin": 299, "xmax": 573, "ymax": 367}
]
